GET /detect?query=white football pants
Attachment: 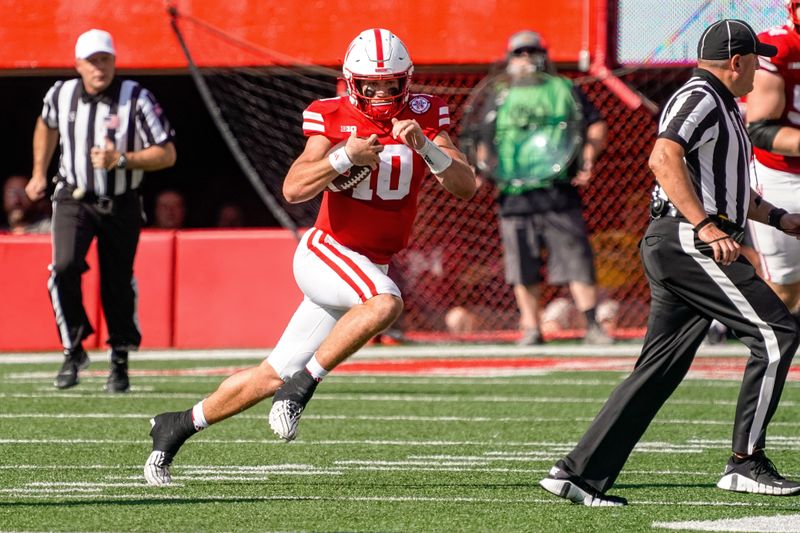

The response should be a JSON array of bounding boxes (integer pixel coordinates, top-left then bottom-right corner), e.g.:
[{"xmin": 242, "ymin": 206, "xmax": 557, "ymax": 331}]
[
  {"xmin": 267, "ymin": 227, "xmax": 401, "ymax": 379},
  {"xmin": 749, "ymin": 160, "xmax": 800, "ymax": 285}
]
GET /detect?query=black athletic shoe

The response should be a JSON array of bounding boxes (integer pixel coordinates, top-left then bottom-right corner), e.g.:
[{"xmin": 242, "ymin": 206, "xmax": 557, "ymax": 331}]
[
  {"xmin": 717, "ymin": 451, "xmax": 800, "ymax": 496},
  {"xmin": 539, "ymin": 461, "xmax": 628, "ymax": 507},
  {"xmin": 268, "ymin": 370, "xmax": 319, "ymax": 441},
  {"xmin": 144, "ymin": 410, "xmax": 197, "ymax": 486},
  {"xmin": 53, "ymin": 347, "xmax": 90, "ymax": 389},
  {"xmin": 104, "ymin": 350, "xmax": 129, "ymax": 393}
]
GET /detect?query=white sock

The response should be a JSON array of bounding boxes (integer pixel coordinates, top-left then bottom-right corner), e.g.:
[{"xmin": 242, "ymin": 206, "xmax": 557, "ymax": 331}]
[
  {"xmin": 305, "ymin": 355, "xmax": 329, "ymax": 382},
  {"xmin": 191, "ymin": 400, "xmax": 209, "ymax": 431}
]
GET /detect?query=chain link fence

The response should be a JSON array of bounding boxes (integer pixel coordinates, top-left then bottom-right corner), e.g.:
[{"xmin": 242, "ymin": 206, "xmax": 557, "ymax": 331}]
[{"xmin": 172, "ymin": 14, "xmax": 694, "ymax": 341}]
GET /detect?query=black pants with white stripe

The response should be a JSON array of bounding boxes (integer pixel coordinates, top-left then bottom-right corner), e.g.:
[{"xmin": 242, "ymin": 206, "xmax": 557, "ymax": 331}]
[
  {"xmin": 48, "ymin": 186, "xmax": 142, "ymax": 352},
  {"xmin": 561, "ymin": 216, "xmax": 798, "ymax": 493}
]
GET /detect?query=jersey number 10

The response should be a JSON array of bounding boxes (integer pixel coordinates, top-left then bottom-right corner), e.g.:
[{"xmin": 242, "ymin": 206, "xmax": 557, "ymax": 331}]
[{"xmin": 351, "ymin": 144, "xmax": 414, "ymax": 201}]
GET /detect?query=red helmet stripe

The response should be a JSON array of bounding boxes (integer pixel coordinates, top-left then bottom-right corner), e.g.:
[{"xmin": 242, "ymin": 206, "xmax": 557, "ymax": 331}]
[{"xmin": 373, "ymin": 28, "xmax": 385, "ymax": 68}]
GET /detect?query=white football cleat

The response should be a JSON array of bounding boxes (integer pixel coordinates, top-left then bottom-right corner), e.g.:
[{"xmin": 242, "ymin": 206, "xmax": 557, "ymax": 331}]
[
  {"xmin": 269, "ymin": 400, "xmax": 304, "ymax": 441},
  {"xmin": 144, "ymin": 450, "xmax": 172, "ymax": 486}
]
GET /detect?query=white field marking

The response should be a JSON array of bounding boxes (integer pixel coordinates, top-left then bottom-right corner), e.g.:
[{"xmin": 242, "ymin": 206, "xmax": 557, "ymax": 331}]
[
  {"xmin": 5, "ymin": 412, "xmax": 800, "ymax": 430},
  {"xmin": 0, "ymin": 463, "xmax": 735, "ymax": 476},
  {"xmin": 688, "ymin": 436, "xmax": 800, "ymax": 446},
  {"xmin": 10, "ymin": 369, "xmax": 792, "ymax": 380},
  {"xmin": 26, "ymin": 482, "xmax": 141, "ymax": 488},
  {"xmin": 334, "ymin": 459, "xmax": 489, "ymax": 466},
  {"xmin": 653, "ymin": 514, "xmax": 800, "ymax": 532},
  {"xmin": 180, "ymin": 464, "xmax": 324, "ymax": 471},
  {"xmin": 0, "ymin": 487, "xmax": 102, "ymax": 493},
  {"xmin": 155, "ymin": 475, "xmax": 339, "ymax": 481},
  {"xmin": 0, "ymin": 342, "xmax": 761, "ymax": 365},
  {"xmin": 3, "ymin": 390, "xmax": 775, "ymax": 407},
  {"xmin": 0, "ymin": 412, "xmax": 591, "ymax": 424},
  {"xmin": 1, "ymin": 372, "xmax": 750, "ymax": 388},
  {"xmin": 0, "ymin": 392, "xmax": 202, "ymax": 400},
  {"xmin": 2, "ymin": 438, "xmax": 800, "ymax": 452},
  {"xmin": 0, "ymin": 465, "xmax": 133, "ymax": 470},
  {"xmin": 335, "ymin": 466, "xmax": 542, "ymax": 473},
  {"xmin": 2, "ymin": 492, "xmax": 797, "ymax": 510}
]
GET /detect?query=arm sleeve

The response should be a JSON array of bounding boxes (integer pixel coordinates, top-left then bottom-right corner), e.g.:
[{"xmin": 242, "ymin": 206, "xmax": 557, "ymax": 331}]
[
  {"xmin": 41, "ymin": 82, "xmax": 62, "ymax": 129},
  {"xmin": 136, "ymin": 87, "xmax": 175, "ymax": 147},
  {"xmin": 657, "ymin": 90, "xmax": 716, "ymax": 152}
]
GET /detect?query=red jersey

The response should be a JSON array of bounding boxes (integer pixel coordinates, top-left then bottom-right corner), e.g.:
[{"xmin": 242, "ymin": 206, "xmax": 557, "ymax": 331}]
[
  {"xmin": 301, "ymin": 94, "xmax": 451, "ymax": 264},
  {"xmin": 752, "ymin": 25, "xmax": 800, "ymax": 173}
]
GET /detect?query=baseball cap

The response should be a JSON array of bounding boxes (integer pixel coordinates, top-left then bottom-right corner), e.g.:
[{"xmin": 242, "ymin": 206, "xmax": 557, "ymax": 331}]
[
  {"xmin": 75, "ymin": 29, "xmax": 116, "ymax": 59},
  {"xmin": 697, "ymin": 19, "xmax": 777, "ymax": 60},
  {"xmin": 507, "ymin": 30, "xmax": 546, "ymax": 54}
]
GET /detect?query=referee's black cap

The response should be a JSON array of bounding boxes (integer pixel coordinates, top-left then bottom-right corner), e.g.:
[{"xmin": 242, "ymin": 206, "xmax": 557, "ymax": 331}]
[{"xmin": 697, "ymin": 19, "xmax": 777, "ymax": 60}]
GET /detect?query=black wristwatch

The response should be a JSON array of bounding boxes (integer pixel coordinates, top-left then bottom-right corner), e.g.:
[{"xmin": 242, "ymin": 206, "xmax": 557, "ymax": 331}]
[{"xmin": 116, "ymin": 153, "xmax": 128, "ymax": 169}]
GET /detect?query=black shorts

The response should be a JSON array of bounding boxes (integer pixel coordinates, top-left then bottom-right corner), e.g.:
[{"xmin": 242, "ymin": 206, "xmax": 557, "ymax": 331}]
[{"xmin": 500, "ymin": 209, "xmax": 596, "ymax": 286}]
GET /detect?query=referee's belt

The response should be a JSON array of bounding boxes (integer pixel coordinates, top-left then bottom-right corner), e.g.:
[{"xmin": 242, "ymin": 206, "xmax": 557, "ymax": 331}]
[
  {"xmin": 57, "ymin": 180, "xmax": 135, "ymax": 215},
  {"xmin": 649, "ymin": 198, "xmax": 745, "ymax": 243}
]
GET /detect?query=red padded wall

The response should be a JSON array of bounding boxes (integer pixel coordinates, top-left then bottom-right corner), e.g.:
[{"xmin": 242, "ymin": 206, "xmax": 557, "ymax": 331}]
[
  {"xmin": 1, "ymin": 229, "xmax": 300, "ymax": 352},
  {"xmin": 0, "ymin": 235, "xmax": 100, "ymax": 351},
  {"xmin": 0, "ymin": 0, "xmax": 595, "ymax": 69},
  {"xmin": 172, "ymin": 229, "xmax": 301, "ymax": 349}
]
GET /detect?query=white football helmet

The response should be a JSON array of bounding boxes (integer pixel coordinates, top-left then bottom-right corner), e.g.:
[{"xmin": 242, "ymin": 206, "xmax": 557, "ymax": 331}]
[{"xmin": 342, "ymin": 28, "xmax": 414, "ymax": 121}]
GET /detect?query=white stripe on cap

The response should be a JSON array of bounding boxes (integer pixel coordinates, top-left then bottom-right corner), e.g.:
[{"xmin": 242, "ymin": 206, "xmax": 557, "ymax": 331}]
[
  {"xmin": 699, "ymin": 20, "xmax": 723, "ymax": 59},
  {"xmin": 726, "ymin": 20, "xmax": 731, "ymax": 58}
]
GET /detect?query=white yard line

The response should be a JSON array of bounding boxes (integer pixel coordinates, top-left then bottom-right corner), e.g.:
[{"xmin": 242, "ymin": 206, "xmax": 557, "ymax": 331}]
[
  {"xmin": 1, "ymin": 491, "xmax": 797, "ymax": 510},
  {"xmin": 2, "ymin": 437, "xmax": 800, "ymax": 451}
]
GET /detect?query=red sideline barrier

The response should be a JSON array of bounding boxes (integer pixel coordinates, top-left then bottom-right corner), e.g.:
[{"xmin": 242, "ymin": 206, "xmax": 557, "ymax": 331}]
[
  {"xmin": 1, "ymin": 229, "xmax": 300, "ymax": 352},
  {"xmin": 173, "ymin": 229, "xmax": 300, "ymax": 349},
  {"xmin": 0, "ymin": 234, "xmax": 100, "ymax": 351}
]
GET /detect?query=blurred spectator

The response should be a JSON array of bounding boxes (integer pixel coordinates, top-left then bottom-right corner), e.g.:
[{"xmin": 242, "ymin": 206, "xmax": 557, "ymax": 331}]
[
  {"xmin": 470, "ymin": 30, "xmax": 610, "ymax": 346},
  {"xmin": 2, "ymin": 175, "xmax": 51, "ymax": 234},
  {"xmin": 216, "ymin": 202, "xmax": 246, "ymax": 228},
  {"xmin": 445, "ymin": 305, "xmax": 480, "ymax": 334},
  {"xmin": 153, "ymin": 189, "xmax": 186, "ymax": 229},
  {"xmin": 540, "ymin": 297, "xmax": 619, "ymax": 337}
]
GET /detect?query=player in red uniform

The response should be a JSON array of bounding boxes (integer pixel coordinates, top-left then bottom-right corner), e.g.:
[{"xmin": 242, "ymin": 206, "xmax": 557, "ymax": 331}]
[
  {"xmin": 745, "ymin": 0, "xmax": 800, "ymax": 319},
  {"xmin": 143, "ymin": 28, "xmax": 476, "ymax": 485}
]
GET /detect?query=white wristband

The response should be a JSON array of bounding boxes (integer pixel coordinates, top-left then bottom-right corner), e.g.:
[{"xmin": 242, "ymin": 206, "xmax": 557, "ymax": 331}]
[
  {"xmin": 415, "ymin": 137, "xmax": 453, "ymax": 174},
  {"xmin": 328, "ymin": 146, "xmax": 354, "ymax": 175}
]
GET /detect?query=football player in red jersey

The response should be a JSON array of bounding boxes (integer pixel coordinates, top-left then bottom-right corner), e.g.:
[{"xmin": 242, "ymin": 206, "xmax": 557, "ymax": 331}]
[
  {"xmin": 143, "ymin": 28, "xmax": 476, "ymax": 485},
  {"xmin": 745, "ymin": 0, "xmax": 800, "ymax": 320}
]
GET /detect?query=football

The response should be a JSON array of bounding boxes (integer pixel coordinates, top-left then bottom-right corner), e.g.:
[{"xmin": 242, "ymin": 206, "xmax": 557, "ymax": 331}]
[
  {"xmin": 327, "ymin": 164, "xmax": 372, "ymax": 192},
  {"xmin": 326, "ymin": 141, "xmax": 373, "ymax": 192}
]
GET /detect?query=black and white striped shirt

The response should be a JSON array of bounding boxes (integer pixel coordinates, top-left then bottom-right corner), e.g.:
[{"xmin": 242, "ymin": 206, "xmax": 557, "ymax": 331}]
[
  {"xmin": 41, "ymin": 77, "xmax": 174, "ymax": 196},
  {"xmin": 655, "ymin": 68, "xmax": 751, "ymax": 226}
]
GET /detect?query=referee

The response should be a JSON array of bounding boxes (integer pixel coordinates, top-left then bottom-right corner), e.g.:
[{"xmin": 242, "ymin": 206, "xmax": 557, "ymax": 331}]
[
  {"xmin": 540, "ymin": 19, "xmax": 800, "ymax": 506},
  {"xmin": 26, "ymin": 29, "xmax": 176, "ymax": 392}
]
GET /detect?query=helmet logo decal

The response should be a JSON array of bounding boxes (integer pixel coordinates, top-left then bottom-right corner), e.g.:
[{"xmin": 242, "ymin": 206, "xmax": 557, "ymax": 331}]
[{"xmin": 409, "ymin": 96, "xmax": 431, "ymax": 114}]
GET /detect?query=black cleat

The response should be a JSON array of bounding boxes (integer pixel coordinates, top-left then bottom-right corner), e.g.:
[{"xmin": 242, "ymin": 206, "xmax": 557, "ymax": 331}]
[
  {"xmin": 268, "ymin": 370, "xmax": 319, "ymax": 441},
  {"xmin": 104, "ymin": 350, "xmax": 129, "ymax": 393},
  {"xmin": 540, "ymin": 460, "xmax": 628, "ymax": 507},
  {"xmin": 717, "ymin": 451, "xmax": 800, "ymax": 496},
  {"xmin": 54, "ymin": 347, "xmax": 90, "ymax": 389},
  {"xmin": 144, "ymin": 410, "xmax": 197, "ymax": 486}
]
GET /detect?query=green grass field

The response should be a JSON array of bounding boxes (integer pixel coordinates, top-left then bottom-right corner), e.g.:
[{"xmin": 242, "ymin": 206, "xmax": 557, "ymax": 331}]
[{"xmin": 1, "ymin": 348, "xmax": 799, "ymax": 532}]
